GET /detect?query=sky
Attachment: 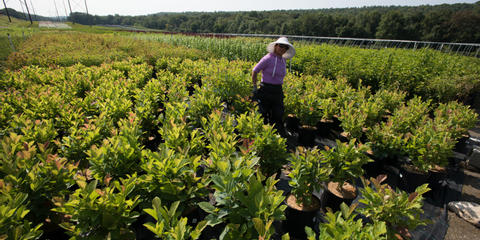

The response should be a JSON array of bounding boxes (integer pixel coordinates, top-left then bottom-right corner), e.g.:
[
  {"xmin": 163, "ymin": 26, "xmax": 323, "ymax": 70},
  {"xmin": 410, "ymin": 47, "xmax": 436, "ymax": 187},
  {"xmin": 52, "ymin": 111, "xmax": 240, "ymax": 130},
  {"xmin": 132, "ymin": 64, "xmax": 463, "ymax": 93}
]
[{"xmin": 4, "ymin": 0, "xmax": 479, "ymax": 17}]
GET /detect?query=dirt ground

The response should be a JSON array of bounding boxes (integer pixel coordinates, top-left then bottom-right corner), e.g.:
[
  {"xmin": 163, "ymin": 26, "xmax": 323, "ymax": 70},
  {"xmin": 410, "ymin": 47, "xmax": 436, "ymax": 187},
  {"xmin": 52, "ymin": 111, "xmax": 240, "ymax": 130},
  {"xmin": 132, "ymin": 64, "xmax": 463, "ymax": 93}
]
[
  {"xmin": 38, "ymin": 21, "xmax": 71, "ymax": 29},
  {"xmin": 444, "ymin": 127, "xmax": 480, "ymax": 239},
  {"xmin": 444, "ymin": 168, "xmax": 480, "ymax": 240}
]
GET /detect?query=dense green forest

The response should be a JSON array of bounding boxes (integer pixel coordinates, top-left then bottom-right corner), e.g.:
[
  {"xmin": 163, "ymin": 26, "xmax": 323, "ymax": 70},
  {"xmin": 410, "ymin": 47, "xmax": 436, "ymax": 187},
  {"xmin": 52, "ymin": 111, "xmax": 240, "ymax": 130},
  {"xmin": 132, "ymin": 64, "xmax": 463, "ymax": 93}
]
[{"xmin": 3, "ymin": 2, "xmax": 480, "ymax": 43}]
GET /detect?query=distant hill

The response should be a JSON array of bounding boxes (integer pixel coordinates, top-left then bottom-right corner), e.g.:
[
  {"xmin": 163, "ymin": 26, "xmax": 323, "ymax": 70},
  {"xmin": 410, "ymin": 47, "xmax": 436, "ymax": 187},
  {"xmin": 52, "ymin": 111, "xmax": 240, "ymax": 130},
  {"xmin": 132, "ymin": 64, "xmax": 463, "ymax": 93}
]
[{"xmin": 1, "ymin": 8, "xmax": 58, "ymax": 22}]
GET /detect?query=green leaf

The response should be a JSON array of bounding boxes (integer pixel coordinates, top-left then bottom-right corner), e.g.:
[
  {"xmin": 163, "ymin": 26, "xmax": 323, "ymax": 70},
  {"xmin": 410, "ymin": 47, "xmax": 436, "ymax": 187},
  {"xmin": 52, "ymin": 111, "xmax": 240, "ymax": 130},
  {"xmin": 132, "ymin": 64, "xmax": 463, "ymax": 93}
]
[
  {"xmin": 169, "ymin": 201, "xmax": 180, "ymax": 218},
  {"xmin": 191, "ymin": 220, "xmax": 208, "ymax": 240},
  {"xmin": 102, "ymin": 212, "xmax": 117, "ymax": 230},
  {"xmin": 252, "ymin": 218, "xmax": 265, "ymax": 236},
  {"xmin": 198, "ymin": 202, "xmax": 216, "ymax": 214},
  {"xmin": 281, "ymin": 233, "xmax": 290, "ymax": 240},
  {"xmin": 85, "ymin": 179, "xmax": 98, "ymax": 194},
  {"xmin": 152, "ymin": 197, "xmax": 161, "ymax": 210}
]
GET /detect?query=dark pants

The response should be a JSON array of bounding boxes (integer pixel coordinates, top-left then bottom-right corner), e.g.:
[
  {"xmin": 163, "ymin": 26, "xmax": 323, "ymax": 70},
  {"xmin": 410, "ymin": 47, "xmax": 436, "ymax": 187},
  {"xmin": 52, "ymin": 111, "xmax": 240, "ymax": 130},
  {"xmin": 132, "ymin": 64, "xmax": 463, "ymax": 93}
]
[{"xmin": 257, "ymin": 82, "xmax": 286, "ymax": 137}]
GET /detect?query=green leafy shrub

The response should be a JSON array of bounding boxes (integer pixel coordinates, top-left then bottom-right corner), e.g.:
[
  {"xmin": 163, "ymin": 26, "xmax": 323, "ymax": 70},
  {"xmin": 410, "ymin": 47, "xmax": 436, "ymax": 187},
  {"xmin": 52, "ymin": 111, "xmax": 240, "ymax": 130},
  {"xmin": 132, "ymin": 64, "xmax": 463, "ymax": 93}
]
[
  {"xmin": 8, "ymin": 116, "xmax": 58, "ymax": 147},
  {"xmin": 143, "ymin": 197, "xmax": 207, "ymax": 240},
  {"xmin": 199, "ymin": 172, "xmax": 285, "ymax": 240},
  {"xmin": 323, "ymin": 139, "xmax": 371, "ymax": 186},
  {"xmin": 139, "ymin": 146, "xmax": 210, "ymax": 208},
  {"xmin": 88, "ymin": 114, "xmax": 143, "ymax": 180},
  {"xmin": 53, "ymin": 176, "xmax": 140, "ymax": 239},
  {"xmin": 201, "ymin": 110, "xmax": 239, "ymax": 172},
  {"xmin": 0, "ymin": 190, "xmax": 43, "ymax": 240},
  {"xmin": 187, "ymin": 86, "xmax": 222, "ymax": 128},
  {"xmin": 288, "ymin": 147, "xmax": 332, "ymax": 206},
  {"xmin": 59, "ymin": 118, "xmax": 104, "ymax": 164},
  {"xmin": 405, "ymin": 118, "xmax": 456, "ymax": 171},
  {"xmin": 372, "ymin": 89, "xmax": 406, "ymax": 114},
  {"xmin": 159, "ymin": 102, "xmax": 205, "ymax": 156},
  {"xmin": 433, "ymin": 101, "xmax": 478, "ymax": 139},
  {"xmin": 357, "ymin": 175, "xmax": 430, "ymax": 239},
  {"xmin": 338, "ymin": 101, "xmax": 368, "ymax": 140},
  {"xmin": 306, "ymin": 203, "xmax": 387, "ymax": 240},
  {"xmin": 236, "ymin": 110, "xmax": 288, "ymax": 177},
  {"xmin": 388, "ymin": 96, "xmax": 431, "ymax": 134}
]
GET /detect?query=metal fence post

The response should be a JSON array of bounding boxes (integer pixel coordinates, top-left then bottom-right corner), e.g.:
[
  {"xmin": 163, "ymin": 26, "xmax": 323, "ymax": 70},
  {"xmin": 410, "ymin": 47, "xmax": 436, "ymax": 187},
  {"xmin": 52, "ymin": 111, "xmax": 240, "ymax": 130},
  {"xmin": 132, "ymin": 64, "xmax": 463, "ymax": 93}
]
[{"xmin": 7, "ymin": 33, "xmax": 16, "ymax": 52}]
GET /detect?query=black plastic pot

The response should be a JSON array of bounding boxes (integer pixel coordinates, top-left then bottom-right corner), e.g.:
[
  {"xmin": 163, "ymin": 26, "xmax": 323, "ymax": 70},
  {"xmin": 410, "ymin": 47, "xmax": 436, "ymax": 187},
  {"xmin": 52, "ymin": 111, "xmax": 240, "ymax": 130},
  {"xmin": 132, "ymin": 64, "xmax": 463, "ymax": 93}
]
[
  {"xmin": 198, "ymin": 223, "xmax": 226, "ymax": 240},
  {"xmin": 315, "ymin": 119, "xmax": 339, "ymax": 138},
  {"xmin": 132, "ymin": 214, "xmax": 156, "ymax": 240},
  {"xmin": 362, "ymin": 159, "xmax": 384, "ymax": 179},
  {"xmin": 283, "ymin": 193, "xmax": 321, "ymax": 239},
  {"xmin": 426, "ymin": 167, "xmax": 448, "ymax": 199},
  {"xmin": 321, "ymin": 183, "xmax": 356, "ymax": 213},
  {"xmin": 298, "ymin": 125, "xmax": 317, "ymax": 147},
  {"xmin": 454, "ymin": 136, "xmax": 471, "ymax": 155},
  {"xmin": 285, "ymin": 115, "xmax": 300, "ymax": 132},
  {"xmin": 399, "ymin": 165, "xmax": 430, "ymax": 193}
]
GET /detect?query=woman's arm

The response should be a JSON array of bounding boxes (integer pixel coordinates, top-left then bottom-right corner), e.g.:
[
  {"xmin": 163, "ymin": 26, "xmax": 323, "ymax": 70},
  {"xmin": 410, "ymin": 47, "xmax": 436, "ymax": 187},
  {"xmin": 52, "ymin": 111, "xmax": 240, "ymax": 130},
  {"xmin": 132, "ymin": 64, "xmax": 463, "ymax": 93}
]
[{"xmin": 252, "ymin": 70, "xmax": 259, "ymax": 90}]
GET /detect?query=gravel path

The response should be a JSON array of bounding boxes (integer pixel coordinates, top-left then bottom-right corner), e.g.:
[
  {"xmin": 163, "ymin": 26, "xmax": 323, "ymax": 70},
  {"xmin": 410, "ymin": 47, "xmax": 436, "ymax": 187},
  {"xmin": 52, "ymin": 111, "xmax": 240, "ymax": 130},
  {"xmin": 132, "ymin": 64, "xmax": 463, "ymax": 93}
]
[{"xmin": 39, "ymin": 21, "xmax": 71, "ymax": 29}]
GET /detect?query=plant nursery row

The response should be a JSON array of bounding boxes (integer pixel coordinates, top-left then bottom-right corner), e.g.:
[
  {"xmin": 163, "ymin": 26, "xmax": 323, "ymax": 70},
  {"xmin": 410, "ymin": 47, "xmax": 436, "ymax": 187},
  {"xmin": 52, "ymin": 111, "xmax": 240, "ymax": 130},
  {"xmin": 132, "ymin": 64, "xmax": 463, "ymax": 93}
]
[{"xmin": 0, "ymin": 32, "xmax": 478, "ymax": 239}]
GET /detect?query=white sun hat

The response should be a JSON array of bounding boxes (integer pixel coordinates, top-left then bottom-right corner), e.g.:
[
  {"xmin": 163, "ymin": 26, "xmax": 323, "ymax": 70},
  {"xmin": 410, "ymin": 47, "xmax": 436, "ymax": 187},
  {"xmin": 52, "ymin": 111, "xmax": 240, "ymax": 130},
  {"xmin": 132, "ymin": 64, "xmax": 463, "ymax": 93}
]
[{"xmin": 267, "ymin": 37, "xmax": 296, "ymax": 59}]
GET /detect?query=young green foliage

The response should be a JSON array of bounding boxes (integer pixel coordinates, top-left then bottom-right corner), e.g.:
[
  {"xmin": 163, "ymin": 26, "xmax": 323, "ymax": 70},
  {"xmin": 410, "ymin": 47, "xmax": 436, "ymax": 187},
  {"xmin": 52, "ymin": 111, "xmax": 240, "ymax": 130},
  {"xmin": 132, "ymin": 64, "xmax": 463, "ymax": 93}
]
[
  {"xmin": 306, "ymin": 202, "xmax": 387, "ymax": 240},
  {"xmin": 143, "ymin": 197, "xmax": 207, "ymax": 240},
  {"xmin": 52, "ymin": 175, "xmax": 140, "ymax": 239},
  {"xmin": 288, "ymin": 147, "xmax": 332, "ymax": 206},
  {"xmin": 357, "ymin": 175, "xmax": 430, "ymax": 239}
]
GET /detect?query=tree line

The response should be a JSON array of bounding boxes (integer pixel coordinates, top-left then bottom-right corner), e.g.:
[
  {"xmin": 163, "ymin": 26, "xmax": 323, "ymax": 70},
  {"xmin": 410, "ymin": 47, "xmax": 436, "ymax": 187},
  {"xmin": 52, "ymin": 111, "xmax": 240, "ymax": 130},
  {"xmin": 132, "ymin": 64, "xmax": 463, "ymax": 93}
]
[
  {"xmin": 1, "ymin": 8, "xmax": 57, "ymax": 22},
  {"xmin": 3, "ymin": 2, "xmax": 480, "ymax": 43}
]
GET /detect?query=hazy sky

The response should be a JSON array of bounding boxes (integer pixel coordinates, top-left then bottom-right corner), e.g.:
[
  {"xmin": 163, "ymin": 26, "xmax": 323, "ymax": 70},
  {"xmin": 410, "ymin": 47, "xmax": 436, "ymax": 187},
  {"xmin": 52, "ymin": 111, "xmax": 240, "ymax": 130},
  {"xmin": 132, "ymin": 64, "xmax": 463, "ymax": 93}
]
[{"xmin": 4, "ymin": 0, "xmax": 479, "ymax": 17}]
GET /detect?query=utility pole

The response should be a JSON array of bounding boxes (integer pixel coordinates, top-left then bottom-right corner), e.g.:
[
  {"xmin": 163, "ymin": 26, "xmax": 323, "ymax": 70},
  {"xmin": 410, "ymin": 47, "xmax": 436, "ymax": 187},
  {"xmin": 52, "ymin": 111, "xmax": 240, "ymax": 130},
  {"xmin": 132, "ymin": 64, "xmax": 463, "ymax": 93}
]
[
  {"xmin": 29, "ymin": 0, "xmax": 37, "ymax": 21},
  {"xmin": 53, "ymin": 0, "xmax": 60, "ymax": 22},
  {"xmin": 62, "ymin": 0, "xmax": 69, "ymax": 20},
  {"xmin": 67, "ymin": 0, "xmax": 73, "ymax": 23},
  {"xmin": 67, "ymin": 0, "xmax": 73, "ymax": 15},
  {"xmin": 2, "ymin": 0, "xmax": 11, "ymax": 22},
  {"xmin": 84, "ymin": 0, "xmax": 89, "ymax": 15},
  {"xmin": 84, "ymin": 0, "xmax": 90, "ymax": 26},
  {"xmin": 23, "ymin": 0, "xmax": 33, "ymax": 24},
  {"xmin": 17, "ymin": 0, "xmax": 27, "ymax": 21}
]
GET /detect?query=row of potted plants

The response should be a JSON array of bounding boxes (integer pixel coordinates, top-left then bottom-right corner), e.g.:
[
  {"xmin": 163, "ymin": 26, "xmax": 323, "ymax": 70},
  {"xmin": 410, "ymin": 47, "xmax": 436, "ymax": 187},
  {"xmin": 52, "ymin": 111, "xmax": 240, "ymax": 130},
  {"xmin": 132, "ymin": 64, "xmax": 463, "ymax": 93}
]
[{"xmin": 1, "ymin": 53, "xmax": 476, "ymax": 239}]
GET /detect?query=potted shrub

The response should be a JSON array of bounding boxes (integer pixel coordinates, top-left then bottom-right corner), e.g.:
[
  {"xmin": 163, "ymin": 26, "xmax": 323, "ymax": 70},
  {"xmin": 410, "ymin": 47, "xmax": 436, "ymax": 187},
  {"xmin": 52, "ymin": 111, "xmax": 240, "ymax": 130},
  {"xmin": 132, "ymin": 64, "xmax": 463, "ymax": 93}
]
[
  {"xmin": 305, "ymin": 202, "xmax": 387, "ymax": 240},
  {"xmin": 284, "ymin": 147, "xmax": 332, "ymax": 239},
  {"xmin": 0, "ymin": 188, "xmax": 44, "ymax": 240},
  {"xmin": 321, "ymin": 139, "xmax": 372, "ymax": 212},
  {"xmin": 198, "ymin": 170, "xmax": 286, "ymax": 239},
  {"xmin": 293, "ymin": 93, "xmax": 325, "ymax": 147},
  {"xmin": 142, "ymin": 197, "xmax": 207, "ymax": 240},
  {"xmin": 357, "ymin": 175, "xmax": 430, "ymax": 240},
  {"xmin": 88, "ymin": 114, "xmax": 143, "ymax": 180},
  {"xmin": 337, "ymin": 101, "xmax": 368, "ymax": 141},
  {"xmin": 138, "ymin": 145, "xmax": 210, "ymax": 213},
  {"xmin": 236, "ymin": 110, "xmax": 288, "ymax": 177},
  {"xmin": 52, "ymin": 176, "xmax": 141, "ymax": 239}
]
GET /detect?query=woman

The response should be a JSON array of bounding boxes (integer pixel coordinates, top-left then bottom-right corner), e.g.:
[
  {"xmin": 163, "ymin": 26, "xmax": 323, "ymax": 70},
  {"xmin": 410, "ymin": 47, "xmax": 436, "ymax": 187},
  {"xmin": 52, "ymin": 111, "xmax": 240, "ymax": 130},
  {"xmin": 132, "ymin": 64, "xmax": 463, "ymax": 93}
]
[{"xmin": 252, "ymin": 37, "xmax": 296, "ymax": 137}]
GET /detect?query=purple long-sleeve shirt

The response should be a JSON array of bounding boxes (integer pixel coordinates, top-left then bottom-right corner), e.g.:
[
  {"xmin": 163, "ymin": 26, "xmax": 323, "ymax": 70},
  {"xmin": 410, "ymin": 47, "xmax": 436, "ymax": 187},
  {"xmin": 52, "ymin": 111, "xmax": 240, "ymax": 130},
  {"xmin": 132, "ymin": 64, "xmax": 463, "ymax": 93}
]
[{"xmin": 253, "ymin": 53, "xmax": 287, "ymax": 85}]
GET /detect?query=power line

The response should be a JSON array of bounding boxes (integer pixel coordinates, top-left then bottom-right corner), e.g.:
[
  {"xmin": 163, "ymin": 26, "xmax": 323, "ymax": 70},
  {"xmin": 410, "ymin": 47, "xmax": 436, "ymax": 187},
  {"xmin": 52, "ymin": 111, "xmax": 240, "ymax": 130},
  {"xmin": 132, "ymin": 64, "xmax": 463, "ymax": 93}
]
[
  {"xmin": 23, "ymin": 0, "xmax": 32, "ymax": 24},
  {"xmin": 2, "ymin": 0, "xmax": 12, "ymax": 22},
  {"xmin": 53, "ymin": 0, "xmax": 60, "ymax": 21},
  {"xmin": 84, "ymin": 0, "xmax": 88, "ymax": 15},
  {"xmin": 29, "ymin": 0, "xmax": 37, "ymax": 21},
  {"xmin": 66, "ymin": 0, "xmax": 72, "ymax": 15},
  {"xmin": 62, "ymin": 0, "xmax": 68, "ymax": 18},
  {"xmin": 17, "ymin": 0, "xmax": 27, "ymax": 21}
]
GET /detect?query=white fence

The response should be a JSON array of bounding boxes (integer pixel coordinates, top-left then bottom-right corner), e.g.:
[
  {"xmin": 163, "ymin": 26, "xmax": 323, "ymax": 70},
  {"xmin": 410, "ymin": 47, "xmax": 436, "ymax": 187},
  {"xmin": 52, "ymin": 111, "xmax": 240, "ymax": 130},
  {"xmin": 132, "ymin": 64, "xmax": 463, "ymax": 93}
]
[{"xmin": 204, "ymin": 33, "xmax": 480, "ymax": 57}]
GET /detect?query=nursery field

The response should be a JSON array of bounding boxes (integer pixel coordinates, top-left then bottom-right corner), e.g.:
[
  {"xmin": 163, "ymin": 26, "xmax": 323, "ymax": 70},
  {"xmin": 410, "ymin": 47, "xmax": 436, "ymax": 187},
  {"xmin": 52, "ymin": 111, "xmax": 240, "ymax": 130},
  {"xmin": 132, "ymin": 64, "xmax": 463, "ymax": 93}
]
[{"xmin": 1, "ymin": 22, "xmax": 480, "ymax": 240}]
